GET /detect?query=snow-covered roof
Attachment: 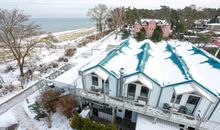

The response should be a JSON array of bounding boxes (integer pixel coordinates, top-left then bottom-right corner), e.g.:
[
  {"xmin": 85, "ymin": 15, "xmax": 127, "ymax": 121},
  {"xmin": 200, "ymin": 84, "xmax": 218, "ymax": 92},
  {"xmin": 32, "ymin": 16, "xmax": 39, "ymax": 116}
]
[
  {"xmin": 138, "ymin": 19, "xmax": 169, "ymax": 25},
  {"xmin": 81, "ymin": 38, "xmax": 220, "ymax": 97}
]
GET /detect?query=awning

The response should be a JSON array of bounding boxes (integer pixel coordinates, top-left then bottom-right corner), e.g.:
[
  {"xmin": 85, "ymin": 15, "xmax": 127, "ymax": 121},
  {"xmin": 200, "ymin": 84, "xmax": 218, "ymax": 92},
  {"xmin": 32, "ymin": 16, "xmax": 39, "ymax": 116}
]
[
  {"xmin": 125, "ymin": 74, "xmax": 152, "ymax": 90},
  {"xmin": 94, "ymin": 68, "xmax": 109, "ymax": 81},
  {"xmin": 174, "ymin": 84, "xmax": 195, "ymax": 95},
  {"xmin": 174, "ymin": 83, "xmax": 213, "ymax": 102},
  {"xmin": 84, "ymin": 67, "xmax": 109, "ymax": 81},
  {"xmin": 193, "ymin": 85, "xmax": 213, "ymax": 102}
]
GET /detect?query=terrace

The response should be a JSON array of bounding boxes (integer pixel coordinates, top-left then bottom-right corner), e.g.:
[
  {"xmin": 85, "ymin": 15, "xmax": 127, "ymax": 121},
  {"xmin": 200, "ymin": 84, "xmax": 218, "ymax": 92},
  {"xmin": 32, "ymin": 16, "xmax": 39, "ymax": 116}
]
[{"xmin": 76, "ymin": 88, "xmax": 219, "ymax": 130}]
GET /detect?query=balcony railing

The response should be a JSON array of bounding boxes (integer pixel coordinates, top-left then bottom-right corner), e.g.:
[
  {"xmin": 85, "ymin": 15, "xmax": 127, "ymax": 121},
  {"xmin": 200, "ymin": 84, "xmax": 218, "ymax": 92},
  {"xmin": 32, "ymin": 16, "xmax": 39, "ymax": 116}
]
[{"xmin": 76, "ymin": 88, "xmax": 219, "ymax": 130}]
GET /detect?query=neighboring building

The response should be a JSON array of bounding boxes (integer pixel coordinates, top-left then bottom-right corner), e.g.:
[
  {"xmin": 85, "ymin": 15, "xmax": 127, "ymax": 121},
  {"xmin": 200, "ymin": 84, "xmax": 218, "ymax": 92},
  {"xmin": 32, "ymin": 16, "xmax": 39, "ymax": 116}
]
[
  {"xmin": 193, "ymin": 19, "xmax": 210, "ymax": 31},
  {"xmin": 77, "ymin": 38, "xmax": 220, "ymax": 130},
  {"xmin": 134, "ymin": 19, "xmax": 171, "ymax": 38},
  {"xmin": 206, "ymin": 23, "xmax": 220, "ymax": 32}
]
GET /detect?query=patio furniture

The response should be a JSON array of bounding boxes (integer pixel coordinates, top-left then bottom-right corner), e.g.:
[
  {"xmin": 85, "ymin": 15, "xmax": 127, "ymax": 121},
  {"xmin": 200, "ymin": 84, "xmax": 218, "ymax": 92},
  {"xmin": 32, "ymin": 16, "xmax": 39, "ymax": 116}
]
[{"xmin": 178, "ymin": 105, "xmax": 187, "ymax": 114}]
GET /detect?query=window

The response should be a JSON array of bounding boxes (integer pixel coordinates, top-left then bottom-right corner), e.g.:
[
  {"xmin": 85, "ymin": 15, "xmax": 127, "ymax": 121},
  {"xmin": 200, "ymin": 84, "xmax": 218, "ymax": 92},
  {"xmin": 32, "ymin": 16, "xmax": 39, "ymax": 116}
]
[
  {"xmin": 171, "ymin": 94, "xmax": 182, "ymax": 104},
  {"xmin": 128, "ymin": 84, "xmax": 136, "ymax": 93},
  {"xmin": 140, "ymin": 86, "xmax": 149, "ymax": 97},
  {"xmin": 92, "ymin": 76, "xmax": 98, "ymax": 86}
]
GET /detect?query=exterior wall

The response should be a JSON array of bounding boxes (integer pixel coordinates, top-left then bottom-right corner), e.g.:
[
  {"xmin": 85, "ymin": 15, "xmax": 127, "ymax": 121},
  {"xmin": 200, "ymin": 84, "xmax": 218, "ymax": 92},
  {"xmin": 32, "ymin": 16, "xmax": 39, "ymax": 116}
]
[
  {"xmin": 109, "ymin": 75, "xmax": 117, "ymax": 97},
  {"xmin": 84, "ymin": 72, "xmax": 117, "ymax": 97},
  {"xmin": 208, "ymin": 25, "xmax": 220, "ymax": 31},
  {"xmin": 134, "ymin": 23, "xmax": 142, "ymax": 36},
  {"xmin": 134, "ymin": 20, "xmax": 171, "ymax": 38},
  {"xmin": 209, "ymin": 101, "xmax": 220, "ymax": 122},
  {"xmin": 191, "ymin": 83, "xmax": 218, "ymax": 119},
  {"xmin": 148, "ymin": 83, "xmax": 161, "ymax": 107},
  {"xmin": 159, "ymin": 24, "xmax": 171, "ymax": 38},
  {"xmin": 145, "ymin": 21, "xmax": 156, "ymax": 38},
  {"xmin": 158, "ymin": 87, "xmax": 174, "ymax": 108}
]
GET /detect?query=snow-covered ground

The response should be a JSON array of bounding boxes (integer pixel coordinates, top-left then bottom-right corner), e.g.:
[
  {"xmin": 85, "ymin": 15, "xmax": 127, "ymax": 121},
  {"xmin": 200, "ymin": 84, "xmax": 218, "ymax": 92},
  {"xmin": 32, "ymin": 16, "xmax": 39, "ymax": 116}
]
[
  {"xmin": 0, "ymin": 30, "xmax": 119, "ymax": 129},
  {"xmin": 0, "ymin": 27, "xmax": 97, "ymax": 104}
]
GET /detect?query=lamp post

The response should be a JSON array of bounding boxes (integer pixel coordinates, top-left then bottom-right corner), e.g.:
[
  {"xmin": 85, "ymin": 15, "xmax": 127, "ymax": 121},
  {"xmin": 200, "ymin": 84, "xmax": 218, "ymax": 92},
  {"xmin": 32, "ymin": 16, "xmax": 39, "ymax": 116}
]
[{"xmin": 119, "ymin": 68, "xmax": 125, "ymax": 98}]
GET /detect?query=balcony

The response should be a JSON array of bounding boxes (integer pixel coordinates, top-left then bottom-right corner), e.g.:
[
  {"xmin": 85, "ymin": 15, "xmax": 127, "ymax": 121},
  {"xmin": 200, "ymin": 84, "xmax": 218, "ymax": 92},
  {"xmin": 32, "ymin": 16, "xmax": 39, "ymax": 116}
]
[{"xmin": 76, "ymin": 88, "xmax": 219, "ymax": 130}]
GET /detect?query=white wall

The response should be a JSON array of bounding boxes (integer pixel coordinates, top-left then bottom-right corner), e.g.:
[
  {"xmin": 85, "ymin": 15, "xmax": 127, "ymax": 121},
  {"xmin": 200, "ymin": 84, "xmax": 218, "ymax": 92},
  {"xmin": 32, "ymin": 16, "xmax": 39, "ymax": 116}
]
[
  {"xmin": 109, "ymin": 75, "xmax": 117, "ymax": 97},
  {"xmin": 158, "ymin": 87, "xmax": 174, "ymax": 108},
  {"xmin": 148, "ymin": 83, "xmax": 161, "ymax": 107},
  {"xmin": 209, "ymin": 101, "xmax": 220, "ymax": 122}
]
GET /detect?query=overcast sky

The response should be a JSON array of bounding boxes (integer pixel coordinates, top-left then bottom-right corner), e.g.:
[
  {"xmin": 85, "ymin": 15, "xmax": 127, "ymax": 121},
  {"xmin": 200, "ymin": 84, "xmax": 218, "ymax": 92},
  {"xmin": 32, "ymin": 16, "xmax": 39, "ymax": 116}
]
[{"xmin": 0, "ymin": 0, "xmax": 219, "ymax": 18}]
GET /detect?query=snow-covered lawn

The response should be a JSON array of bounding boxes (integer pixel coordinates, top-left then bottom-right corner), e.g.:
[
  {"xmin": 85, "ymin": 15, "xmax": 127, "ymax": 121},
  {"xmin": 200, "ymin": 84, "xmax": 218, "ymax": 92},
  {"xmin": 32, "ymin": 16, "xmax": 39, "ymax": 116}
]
[{"xmin": 0, "ymin": 28, "xmax": 97, "ymax": 104}]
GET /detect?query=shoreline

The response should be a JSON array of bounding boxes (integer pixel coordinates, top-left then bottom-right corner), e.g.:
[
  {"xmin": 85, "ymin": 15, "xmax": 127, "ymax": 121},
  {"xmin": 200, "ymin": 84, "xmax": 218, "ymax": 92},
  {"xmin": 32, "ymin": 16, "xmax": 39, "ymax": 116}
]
[{"xmin": 39, "ymin": 27, "xmax": 96, "ymax": 42}]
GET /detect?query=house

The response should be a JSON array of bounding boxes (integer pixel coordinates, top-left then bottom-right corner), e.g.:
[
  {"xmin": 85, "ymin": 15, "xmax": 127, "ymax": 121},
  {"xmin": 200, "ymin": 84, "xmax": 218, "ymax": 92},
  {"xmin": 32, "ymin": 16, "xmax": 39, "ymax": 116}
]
[
  {"xmin": 77, "ymin": 38, "xmax": 220, "ymax": 130},
  {"xmin": 193, "ymin": 19, "xmax": 209, "ymax": 31},
  {"xmin": 134, "ymin": 19, "xmax": 171, "ymax": 38}
]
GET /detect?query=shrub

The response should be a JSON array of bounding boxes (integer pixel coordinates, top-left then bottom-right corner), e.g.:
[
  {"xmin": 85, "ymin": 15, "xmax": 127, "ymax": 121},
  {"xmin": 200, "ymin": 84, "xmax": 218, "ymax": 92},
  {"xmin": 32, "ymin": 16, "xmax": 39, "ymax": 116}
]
[
  {"xmin": 64, "ymin": 48, "xmax": 76, "ymax": 57},
  {"xmin": 69, "ymin": 114, "xmax": 117, "ymax": 130},
  {"xmin": 58, "ymin": 57, "xmax": 68, "ymax": 62},
  {"xmin": 5, "ymin": 65, "xmax": 14, "ymax": 73},
  {"xmin": 151, "ymin": 26, "xmax": 163, "ymax": 42},
  {"xmin": 38, "ymin": 89, "xmax": 61, "ymax": 113},
  {"xmin": 28, "ymin": 101, "xmax": 47, "ymax": 121},
  {"xmin": 121, "ymin": 29, "xmax": 130, "ymax": 39},
  {"xmin": 51, "ymin": 62, "xmax": 59, "ymax": 68},
  {"xmin": 56, "ymin": 95, "xmax": 77, "ymax": 118}
]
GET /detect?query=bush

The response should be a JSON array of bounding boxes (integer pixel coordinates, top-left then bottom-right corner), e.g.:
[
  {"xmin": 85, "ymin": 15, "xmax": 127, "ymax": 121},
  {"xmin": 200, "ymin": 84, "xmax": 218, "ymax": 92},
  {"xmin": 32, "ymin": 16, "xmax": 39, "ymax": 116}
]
[
  {"xmin": 56, "ymin": 95, "xmax": 77, "ymax": 118},
  {"xmin": 5, "ymin": 65, "xmax": 14, "ymax": 73},
  {"xmin": 28, "ymin": 101, "xmax": 47, "ymax": 121},
  {"xmin": 151, "ymin": 26, "xmax": 163, "ymax": 42},
  {"xmin": 69, "ymin": 114, "xmax": 117, "ymax": 130},
  {"xmin": 121, "ymin": 29, "xmax": 130, "ymax": 39},
  {"xmin": 38, "ymin": 90, "xmax": 61, "ymax": 113},
  {"xmin": 136, "ymin": 28, "xmax": 146, "ymax": 41},
  {"xmin": 58, "ymin": 57, "xmax": 68, "ymax": 62},
  {"xmin": 64, "ymin": 48, "xmax": 76, "ymax": 57},
  {"xmin": 51, "ymin": 62, "xmax": 59, "ymax": 68}
]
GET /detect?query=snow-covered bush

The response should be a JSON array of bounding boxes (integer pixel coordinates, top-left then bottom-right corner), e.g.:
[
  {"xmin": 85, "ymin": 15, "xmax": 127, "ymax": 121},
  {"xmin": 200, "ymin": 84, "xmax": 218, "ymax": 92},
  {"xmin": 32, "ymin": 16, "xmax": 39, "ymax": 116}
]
[{"xmin": 51, "ymin": 62, "xmax": 59, "ymax": 68}]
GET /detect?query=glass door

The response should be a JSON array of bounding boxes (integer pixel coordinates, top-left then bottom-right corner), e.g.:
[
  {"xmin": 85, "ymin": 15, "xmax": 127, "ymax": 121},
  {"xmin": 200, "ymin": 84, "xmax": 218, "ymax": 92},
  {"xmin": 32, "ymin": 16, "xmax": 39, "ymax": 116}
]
[{"xmin": 186, "ymin": 95, "xmax": 200, "ymax": 114}]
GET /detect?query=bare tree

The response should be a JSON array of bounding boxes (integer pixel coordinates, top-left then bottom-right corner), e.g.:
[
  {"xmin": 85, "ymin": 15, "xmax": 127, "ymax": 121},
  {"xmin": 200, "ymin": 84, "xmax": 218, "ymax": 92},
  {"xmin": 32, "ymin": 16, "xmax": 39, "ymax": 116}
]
[
  {"xmin": 0, "ymin": 9, "xmax": 54, "ymax": 78},
  {"xmin": 87, "ymin": 4, "xmax": 109, "ymax": 37},
  {"xmin": 110, "ymin": 7, "xmax": 126, "ymax": 29}
]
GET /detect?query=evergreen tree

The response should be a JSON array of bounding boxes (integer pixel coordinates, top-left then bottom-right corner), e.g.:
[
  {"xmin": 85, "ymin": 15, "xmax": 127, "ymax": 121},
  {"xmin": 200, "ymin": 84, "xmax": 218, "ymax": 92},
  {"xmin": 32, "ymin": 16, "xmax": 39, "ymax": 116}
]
[
  {"xmin": 136, "ymin": 28, "xmax": 146, "ymax": 41},
  {"xmin": 151, "ymin": 26, "xmax": 163, "ymax": 42}
]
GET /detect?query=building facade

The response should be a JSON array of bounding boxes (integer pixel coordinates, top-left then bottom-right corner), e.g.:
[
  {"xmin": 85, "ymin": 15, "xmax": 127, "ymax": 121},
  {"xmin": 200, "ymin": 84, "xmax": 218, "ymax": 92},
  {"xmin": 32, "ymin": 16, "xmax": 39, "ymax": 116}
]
[
  {"xmin": 77, "ymin": 38, "xmax": 220, "ymax": 130},
  {"xmin": 134, "ymin": 19, "xmax": 171, "ymax": 38}
]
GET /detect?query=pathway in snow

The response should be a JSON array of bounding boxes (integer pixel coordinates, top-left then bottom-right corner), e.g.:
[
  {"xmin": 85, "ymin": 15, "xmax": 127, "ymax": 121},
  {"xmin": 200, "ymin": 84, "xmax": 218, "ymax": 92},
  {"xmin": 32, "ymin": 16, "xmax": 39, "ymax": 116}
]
[{"xmin": 12, "ymin": 105, "xmax": 37, "ymax": 130}]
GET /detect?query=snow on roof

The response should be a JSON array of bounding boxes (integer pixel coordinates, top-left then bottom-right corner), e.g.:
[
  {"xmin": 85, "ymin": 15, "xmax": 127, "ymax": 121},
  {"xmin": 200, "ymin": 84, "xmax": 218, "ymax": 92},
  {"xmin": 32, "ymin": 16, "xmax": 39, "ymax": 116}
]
[
  {"xmin": 125, "ymin": 74, "xmax": 153, "ymax": 90},
  {"xmin": 139, "ymin": 19, "xmax": 169, "ymax": 25},
  {"xmin": 174, "ymin": 84, "xmax": 195, "ymax": 95},
  {"xmin": 82, "ymin": 38, "xmax": 220, "ymax": 96},
  {"xmin": 136, "ymin": 114, "xmax": 179, "ymax": 130},
  {"xmin": 169, "ymin": 40, "xmax": 220, "ymax": 96}
]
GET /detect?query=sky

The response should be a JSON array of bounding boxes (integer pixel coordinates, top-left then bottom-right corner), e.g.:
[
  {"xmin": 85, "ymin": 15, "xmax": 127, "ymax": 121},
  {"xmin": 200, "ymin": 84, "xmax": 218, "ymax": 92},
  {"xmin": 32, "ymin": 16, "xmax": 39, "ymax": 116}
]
[{"xmin": 0, "ymin": 0, "xmax": 220, "ymax": 18}]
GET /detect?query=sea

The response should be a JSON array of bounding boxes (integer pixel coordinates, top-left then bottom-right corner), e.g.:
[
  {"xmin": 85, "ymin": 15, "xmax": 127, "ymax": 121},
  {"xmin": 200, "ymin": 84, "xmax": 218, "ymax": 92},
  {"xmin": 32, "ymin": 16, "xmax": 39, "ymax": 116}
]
[{"xmin": 30, "ymin": 18, "xmax": 94, "ymax": 33}]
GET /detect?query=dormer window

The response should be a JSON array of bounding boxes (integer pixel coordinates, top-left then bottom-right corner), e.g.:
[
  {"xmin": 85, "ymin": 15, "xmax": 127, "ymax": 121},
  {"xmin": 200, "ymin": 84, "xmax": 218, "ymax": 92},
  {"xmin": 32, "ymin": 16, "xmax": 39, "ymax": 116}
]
[{"xmin": 92, "ymin": 76, "xmax": 98, "ymax": 86}]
